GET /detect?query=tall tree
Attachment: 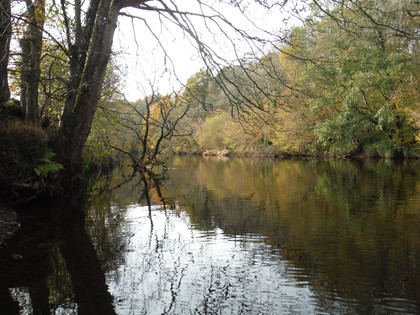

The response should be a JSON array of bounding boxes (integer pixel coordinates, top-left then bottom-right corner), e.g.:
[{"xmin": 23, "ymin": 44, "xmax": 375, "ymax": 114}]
[
  {"xmin": 20, "ymin": 0, "xmax": 45, "ymax": 124},
  {"xmin": 56, "ymin": 0, "xmax": 129, "ymax": 170},
  {"xmin": 0, "ymin": 0, "xmax": 11, "ymax": 105}
]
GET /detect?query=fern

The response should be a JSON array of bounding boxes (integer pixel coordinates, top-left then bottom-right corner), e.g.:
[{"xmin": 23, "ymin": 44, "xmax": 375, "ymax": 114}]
[{"xmin": 35, "ymin": 152, "xmax": 64, "ymax": 177}]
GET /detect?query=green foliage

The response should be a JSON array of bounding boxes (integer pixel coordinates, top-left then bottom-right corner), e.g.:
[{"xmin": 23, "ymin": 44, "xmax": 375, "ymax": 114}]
[
  {"xmin": 184, "ymin": 69, "xmax": 211, "ymax": 108},
  {"xmin": 0, "ymin": 121, "xmax": 49, "ymax": 183},
  {"xmin": 282, "ymin": 0, "xmax": 419, "ymax": 157},
  {"xmin": 315, "ymin": 97, "xmax": 367, "ymax": 156},
  {"xmin": 363, "ymin": 139, "xmax": 396, "ymax": 158},
  {"xmin": 35, "ymin": 152, "xmax": 64, "ymax": 177}
]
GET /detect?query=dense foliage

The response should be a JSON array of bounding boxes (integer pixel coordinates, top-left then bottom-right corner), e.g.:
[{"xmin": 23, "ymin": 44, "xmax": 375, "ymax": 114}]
[{"xmin": 167, "ymin": 0, "xmax": 419, "ymax": 158}]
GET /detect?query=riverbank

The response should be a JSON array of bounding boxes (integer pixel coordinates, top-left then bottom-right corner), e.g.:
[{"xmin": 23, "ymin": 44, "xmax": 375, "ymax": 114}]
[
  {"xmin": 191, "ymin": 149, "xmax": 308, "ymax": 159},
  {"xmin": 190, "ymin": 149, "xmax": 420, "ymax": 160}
]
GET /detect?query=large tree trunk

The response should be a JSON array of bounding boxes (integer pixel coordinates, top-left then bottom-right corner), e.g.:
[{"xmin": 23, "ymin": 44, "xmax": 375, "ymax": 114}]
[
  {"xmin": 19, "ymin": 38, "xmax": 30, "ymax": 117},
  {"xmin": 57, "ymin": 1, "xmax": 122, "ymax": 170},
  {"xmin": 0, "ymin": 0, "xmax": 11, "ymax": 105},
  {"xmin": 20, "ymin": 0, "xmax": 45, "ymax": 124},
  {"xmin": 56, "ymin": 0, "xmax": 150, "ymax": 171}
]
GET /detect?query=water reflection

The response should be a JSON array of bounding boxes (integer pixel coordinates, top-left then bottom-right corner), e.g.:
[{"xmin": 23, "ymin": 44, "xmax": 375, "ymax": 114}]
[
  {"xmin": 1, "ymin": 157, "xmax": 419, "ymax": 314},
  {"xmin": 104, "ymin": 206, "xmax": 317, "ymax": 314},
  {"xmin": 160, "ymin": 157, "xmax": 420, "ymax": 314},
  {"xmin": 90, "ymin": 157, "xmax": 419, "ymax": 314},
  {"xmin": 0, "ymin": 197, "xmax": 116, "ymax": 314}
]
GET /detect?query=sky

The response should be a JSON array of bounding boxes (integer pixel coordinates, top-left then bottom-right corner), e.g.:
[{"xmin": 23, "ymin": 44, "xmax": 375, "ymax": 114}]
[{"xmin": 113, "ymin": 0, "xmax": 298, "ymax": 101}]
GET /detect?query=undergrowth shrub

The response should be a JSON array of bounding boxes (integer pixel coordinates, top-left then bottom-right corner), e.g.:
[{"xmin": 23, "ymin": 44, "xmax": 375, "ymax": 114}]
[{"xmin": 0, "ymin": 121, "xmax": 49, "ymax": 184}]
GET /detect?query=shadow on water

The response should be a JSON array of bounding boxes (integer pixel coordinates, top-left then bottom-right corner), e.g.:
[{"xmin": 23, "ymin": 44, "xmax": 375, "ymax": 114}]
[{"xmin": 0, "ymin": 193, "xmax": 117, "ymax": 314}]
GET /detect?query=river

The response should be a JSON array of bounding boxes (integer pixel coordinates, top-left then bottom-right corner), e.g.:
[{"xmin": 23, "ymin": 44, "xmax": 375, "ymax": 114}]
[{"xmin": 1, "ymin": 156, "xmax": 419, "ymax": 314}]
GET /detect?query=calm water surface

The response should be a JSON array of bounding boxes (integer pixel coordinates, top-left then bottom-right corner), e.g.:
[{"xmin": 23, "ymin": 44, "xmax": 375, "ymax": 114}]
[{"xmin": 1, "ymin": 157, "xmax": 419, "ymax": 314}]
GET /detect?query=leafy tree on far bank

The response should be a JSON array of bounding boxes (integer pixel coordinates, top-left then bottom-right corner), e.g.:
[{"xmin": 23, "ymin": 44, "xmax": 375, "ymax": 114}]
[{"xmin": 271, "ymin": 0, "xmax": 419, "ymax": 157}]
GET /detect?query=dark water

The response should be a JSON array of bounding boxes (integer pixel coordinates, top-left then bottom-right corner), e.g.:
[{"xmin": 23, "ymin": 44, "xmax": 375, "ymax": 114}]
[{"xmin": 1, "ymin": 157, "xmax": 419, "ymax": 314}]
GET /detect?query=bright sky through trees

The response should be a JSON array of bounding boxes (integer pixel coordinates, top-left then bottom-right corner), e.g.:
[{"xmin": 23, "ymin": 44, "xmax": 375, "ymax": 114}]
[{"xmin": 114, "ymin": 0, "xmax": 298, "ymax": 100}]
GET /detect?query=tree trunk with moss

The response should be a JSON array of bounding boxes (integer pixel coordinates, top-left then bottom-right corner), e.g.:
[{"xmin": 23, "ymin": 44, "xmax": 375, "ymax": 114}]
[{"xmin": 0, "ymin": 0, "xmax": 11, "ymax": 106}]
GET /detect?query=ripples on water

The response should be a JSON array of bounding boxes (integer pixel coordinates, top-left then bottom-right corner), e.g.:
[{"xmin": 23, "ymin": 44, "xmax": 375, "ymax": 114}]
[
  {"xmin": 107, "ymin": 205, "xmax": 319, "ymax": 315},
  {"xmin": 104, "ymin": 204, "xmax": 419, "ymax": 314}
]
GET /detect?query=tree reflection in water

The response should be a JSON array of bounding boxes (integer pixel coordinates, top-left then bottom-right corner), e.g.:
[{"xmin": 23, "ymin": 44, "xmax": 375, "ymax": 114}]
[
  {"xmin": 0, "ymin": 165, "xmax": 171, "ymax": 313},
  {"xmin": 0, "ymin": 192, "xmax": 117, "ymax": 314},
  {"xmin": 163, "ymin": 157, "xmax": 420, "ymax": 313}
]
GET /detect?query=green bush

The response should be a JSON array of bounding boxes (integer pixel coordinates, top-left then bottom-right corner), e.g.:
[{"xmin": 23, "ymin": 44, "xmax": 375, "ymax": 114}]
[
  {"xmin": 0, "ymin": 121, "xmax": 49, "ymax": 184},
  {"xmin": 35, "ymin": 152, "xmax": 64, "ymax": 177},
  {"xmin": 363, "ymin": 139, "xmax": 396, "ymax": 158}
]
